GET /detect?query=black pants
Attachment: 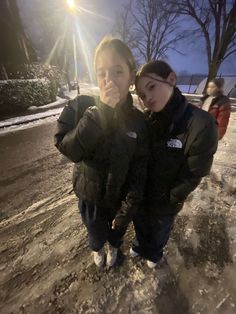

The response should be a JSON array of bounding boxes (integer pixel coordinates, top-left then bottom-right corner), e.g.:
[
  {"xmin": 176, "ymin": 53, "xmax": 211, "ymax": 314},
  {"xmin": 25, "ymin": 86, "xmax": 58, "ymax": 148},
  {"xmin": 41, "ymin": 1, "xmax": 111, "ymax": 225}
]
[
  {"xmin": 132, "ymin": 209, "xmax": 176, "ymax": 263},
  {"xmin": 79, "ymin": 199, "xmax": 126, "ymax": 252}
]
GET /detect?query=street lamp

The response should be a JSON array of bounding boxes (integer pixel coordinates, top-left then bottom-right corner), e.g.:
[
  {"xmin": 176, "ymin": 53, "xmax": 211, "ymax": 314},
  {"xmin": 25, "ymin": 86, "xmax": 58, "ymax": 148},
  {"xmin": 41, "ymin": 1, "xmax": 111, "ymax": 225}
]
[
  {"xmin": 66, "ymin": 0, "xmax": 79, "ymax": 92},
  {"xmin": 66, "ymin": 0, "xmax": 76, "ymax": 10}
]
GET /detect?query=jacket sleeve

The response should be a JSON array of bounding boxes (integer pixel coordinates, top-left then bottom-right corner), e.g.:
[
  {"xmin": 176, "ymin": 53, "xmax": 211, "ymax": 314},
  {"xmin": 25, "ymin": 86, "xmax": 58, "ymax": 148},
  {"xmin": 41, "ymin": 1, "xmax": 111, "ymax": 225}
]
[
  {"xmin": 54, "ymin": 96, "xmax": 114, "ymax": 163},
  {"xmin": 169, "ymin": 118, "xmax": 218, "ymax": 205},
  {"xmin": 114, "ymin": 122, "xmax": 149, "ymax": 229},
  {"xmin": 216, "ymin": 102, "xmax": 231, "ymax": 140}
]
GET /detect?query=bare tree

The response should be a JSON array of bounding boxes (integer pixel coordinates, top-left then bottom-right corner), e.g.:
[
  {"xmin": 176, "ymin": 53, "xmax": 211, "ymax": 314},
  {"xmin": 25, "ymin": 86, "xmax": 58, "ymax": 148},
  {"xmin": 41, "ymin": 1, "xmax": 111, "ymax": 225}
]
[
  {"xmin": 167, "ymin": 0, "xmax": 236, "ymax": 92},
  {"xmin": 114, "ymin": 0, "xmax": 185, "ymax": 63},
  {"xmin": 113, "ymin": 2, "xmax": 139, "ymax": 50}
]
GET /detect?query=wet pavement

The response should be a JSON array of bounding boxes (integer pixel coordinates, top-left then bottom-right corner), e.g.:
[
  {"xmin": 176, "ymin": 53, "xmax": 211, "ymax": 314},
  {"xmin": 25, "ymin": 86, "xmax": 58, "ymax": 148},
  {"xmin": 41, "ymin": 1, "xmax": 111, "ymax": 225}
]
[{"xmin": 0, "ymin": 113, "xmax": 235, "ymax": 314}]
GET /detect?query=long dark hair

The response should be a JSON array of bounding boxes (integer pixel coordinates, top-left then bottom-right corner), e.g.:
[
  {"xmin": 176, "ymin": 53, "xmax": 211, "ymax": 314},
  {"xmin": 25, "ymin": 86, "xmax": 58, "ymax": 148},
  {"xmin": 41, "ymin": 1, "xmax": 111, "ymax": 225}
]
[{"xmin": 135, "ymin": 60, "xmax": 175, "ymax": 90}]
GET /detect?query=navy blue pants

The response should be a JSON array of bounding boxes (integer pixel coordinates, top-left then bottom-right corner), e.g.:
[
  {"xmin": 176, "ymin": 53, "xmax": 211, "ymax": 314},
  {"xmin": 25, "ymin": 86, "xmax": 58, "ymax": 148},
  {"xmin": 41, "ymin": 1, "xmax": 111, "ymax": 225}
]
[
  {"xmin": 132, "ymin": 209, "xmax": 176, "ymax": 263},
  {"xmin": 79, "ymin": 199, "xmax": 126, "ymax": 252}
]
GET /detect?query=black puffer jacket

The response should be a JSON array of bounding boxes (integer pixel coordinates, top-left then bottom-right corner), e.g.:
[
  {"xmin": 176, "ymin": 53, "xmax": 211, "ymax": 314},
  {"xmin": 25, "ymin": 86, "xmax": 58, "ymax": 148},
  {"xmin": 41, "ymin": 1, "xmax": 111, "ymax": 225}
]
[
  {"xmin": 54, "ymin": 93, "xmax": 148, "ymax": 228},
  {"xmin": 144, "ymin": 88, "xmax": 218, "ymax": 215}
]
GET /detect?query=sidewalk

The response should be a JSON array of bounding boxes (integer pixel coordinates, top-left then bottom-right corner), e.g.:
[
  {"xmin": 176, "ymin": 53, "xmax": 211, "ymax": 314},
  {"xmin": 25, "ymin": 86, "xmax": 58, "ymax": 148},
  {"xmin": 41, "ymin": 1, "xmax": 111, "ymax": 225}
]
[
  {"xmin": 0, "ymin": 90, "xmax": 77, "ymax": 127},
  {"xmin": 0, "ymin": 82, "xmax": 101, "ymax": 128},
  {"xmin": 0, "ymin": 84, "xmax": 100, "ymax": 134}
]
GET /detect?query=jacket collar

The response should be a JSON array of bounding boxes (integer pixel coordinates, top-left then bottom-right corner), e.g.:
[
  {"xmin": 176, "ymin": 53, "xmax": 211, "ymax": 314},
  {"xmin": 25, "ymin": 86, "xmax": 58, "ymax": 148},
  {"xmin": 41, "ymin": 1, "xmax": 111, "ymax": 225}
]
[
  {"xmin": 201, "ymin": 92, "xmax": 229, "ymax": 105},
  {"xmin": 211, "ymin": 94, "xmax": 229, "ymax": 107},
  {"xmin": 116, "ymin": 92, "xmax": 133, "ymax": 113},
  {"xmin": 147, "ymin": 87, "xmax": 188, "ymax": 134}
]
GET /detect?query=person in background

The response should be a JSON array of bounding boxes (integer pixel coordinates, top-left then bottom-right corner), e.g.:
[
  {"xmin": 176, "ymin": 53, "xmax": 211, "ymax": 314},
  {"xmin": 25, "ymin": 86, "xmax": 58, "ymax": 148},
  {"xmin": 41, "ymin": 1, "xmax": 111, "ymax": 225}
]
[
  {"xmin": 200, "ymin": 78, "xmax": 231, "ymax": 140},
  {"xmin": 54, "ymin": 37, "xmax": 148, "ymax": 268},
  {"xmin": 131, "ymin": 60, "xmax": 218, "ymax": 268}
]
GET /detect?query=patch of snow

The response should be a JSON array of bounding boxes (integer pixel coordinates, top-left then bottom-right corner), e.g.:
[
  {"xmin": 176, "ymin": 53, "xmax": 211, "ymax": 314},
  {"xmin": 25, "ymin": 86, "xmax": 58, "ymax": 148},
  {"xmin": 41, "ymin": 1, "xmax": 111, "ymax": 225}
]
[
  {"xmin": 0, "ymin": 108, "xmax": 63, "ymax": 128},
  {"xmin": 79, "ymin": 83, "xmax": 99, "ymax": 96},
  {"xmin": 28, "ymin": 97, "xmax": 67, "ymax": 111},
  {"xmin": 0, "ymin": 78, "xmax": 48, "ymax": 84},
  {"xmin": 63, "ymin": 90, "xmax": 78, "ymax": 100},
  {"xmin": 0, "ymin": 109, "xmax": 62, "ymax": 135},
  {"xmin": 0, "ymin": 115, "xmax": 59, "ymax": 135}
]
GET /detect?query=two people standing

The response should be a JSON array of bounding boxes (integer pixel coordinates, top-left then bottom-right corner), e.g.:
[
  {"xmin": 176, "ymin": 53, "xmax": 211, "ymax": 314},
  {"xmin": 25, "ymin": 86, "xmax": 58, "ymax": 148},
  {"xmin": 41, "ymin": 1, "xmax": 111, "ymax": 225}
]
[{"xmin": 55, "ymin": 37, "xmax": 219, "ymax": 269}]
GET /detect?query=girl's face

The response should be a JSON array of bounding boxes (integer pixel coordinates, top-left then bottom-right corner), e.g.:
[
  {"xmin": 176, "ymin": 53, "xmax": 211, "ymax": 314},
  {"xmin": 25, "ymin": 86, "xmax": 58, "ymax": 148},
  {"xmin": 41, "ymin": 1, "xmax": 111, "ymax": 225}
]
[
  {"xmin": 207, "ymin": 82, "xmax": 220, "ymax": 96},
  {"xmin": 136, "ymin": 73, "xmax": 176, "ymax": 112},
  {"xmin": 95, "ymin": 48, "xmax": 134, "ymax": 104}
]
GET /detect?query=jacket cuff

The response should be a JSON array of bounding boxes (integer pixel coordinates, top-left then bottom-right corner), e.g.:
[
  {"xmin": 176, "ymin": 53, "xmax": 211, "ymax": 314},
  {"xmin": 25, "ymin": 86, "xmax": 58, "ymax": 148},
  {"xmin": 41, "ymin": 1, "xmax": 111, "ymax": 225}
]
[{"xmin": 114, "ymin": 213, "xmax": 131, "ymax": 230}]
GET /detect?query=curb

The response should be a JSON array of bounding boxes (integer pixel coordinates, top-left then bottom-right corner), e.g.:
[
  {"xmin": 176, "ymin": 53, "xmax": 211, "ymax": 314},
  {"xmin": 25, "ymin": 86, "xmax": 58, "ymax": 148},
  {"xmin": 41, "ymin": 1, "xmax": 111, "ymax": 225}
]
[{"xmin": 0, "ymin": 98, "xmax": 69, "ymax": 129}]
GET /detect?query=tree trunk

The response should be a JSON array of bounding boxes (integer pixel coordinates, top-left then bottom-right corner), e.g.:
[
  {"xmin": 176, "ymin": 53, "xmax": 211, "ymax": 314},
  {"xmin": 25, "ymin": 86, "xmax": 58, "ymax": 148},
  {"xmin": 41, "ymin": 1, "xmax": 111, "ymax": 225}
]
[{"xmin": 0, "ymin": 0, "xmax": 36, "ymax": 78}]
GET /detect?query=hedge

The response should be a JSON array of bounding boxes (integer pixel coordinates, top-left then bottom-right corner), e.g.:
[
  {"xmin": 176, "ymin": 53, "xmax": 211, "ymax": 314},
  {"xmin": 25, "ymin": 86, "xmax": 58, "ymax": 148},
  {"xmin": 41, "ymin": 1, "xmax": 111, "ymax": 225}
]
[{"xmin": 0, "ymin": 78, "xmax": 57, "ymax": 115}]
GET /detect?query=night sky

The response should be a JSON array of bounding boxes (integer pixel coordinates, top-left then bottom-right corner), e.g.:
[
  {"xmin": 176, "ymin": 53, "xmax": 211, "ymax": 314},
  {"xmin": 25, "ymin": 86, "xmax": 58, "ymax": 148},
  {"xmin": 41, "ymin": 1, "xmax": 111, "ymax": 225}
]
[{"xmin": 18, "ymin": 0, "xmax": 236, "ymax": 75}]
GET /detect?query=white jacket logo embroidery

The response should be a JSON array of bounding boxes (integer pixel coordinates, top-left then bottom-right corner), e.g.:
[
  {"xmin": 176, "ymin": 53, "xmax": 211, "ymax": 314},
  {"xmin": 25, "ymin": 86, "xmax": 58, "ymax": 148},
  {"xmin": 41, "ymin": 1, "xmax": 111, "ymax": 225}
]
[
  {"xmin": 126, "ymin": 131, "xmax": 137, "ymax": 139},
  {"xmin": 167, "ymin": 139, "xmax": 182, "ymax": 148}
]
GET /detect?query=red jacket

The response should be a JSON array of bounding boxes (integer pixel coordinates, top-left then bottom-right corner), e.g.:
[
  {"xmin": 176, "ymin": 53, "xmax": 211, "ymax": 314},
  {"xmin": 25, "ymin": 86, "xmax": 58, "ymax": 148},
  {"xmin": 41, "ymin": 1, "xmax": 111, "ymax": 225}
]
[{"xmin": 201, "ymin": 94, "xmax": 231, "ymax": 140}]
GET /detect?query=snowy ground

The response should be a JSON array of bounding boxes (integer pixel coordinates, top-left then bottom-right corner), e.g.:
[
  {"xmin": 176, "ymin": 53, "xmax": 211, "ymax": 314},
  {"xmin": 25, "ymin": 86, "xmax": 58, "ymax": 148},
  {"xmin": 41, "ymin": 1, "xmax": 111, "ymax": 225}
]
[{"xmin": 0, "ymin": 107, "xmax": 235, "ymax": 313}]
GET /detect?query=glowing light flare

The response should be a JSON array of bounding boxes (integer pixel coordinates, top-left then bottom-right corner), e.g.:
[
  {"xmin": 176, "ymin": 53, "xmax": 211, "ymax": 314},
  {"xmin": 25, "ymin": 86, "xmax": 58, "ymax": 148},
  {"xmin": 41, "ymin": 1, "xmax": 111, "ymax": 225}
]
[
  {"xmin": 73, "ymin": 33, "xmax": 78, "ymax": 82},
  {"xmin": 75, "ymin": 23, "xmax": 94, "ymax": 83},
  {"xmin": 45, "ymin": 36, "xmax": 61, "ymax": 66},
  {"xmin": 66, "ymin": 0, "xmax": 76, "ymax": 10},
  {"xmin": 46, "ymin": 2, "xmax": 112, "ymax": 84},
  {"xmin": 78, "ymin": 6, "xmax": 111, "ymax": 21}
]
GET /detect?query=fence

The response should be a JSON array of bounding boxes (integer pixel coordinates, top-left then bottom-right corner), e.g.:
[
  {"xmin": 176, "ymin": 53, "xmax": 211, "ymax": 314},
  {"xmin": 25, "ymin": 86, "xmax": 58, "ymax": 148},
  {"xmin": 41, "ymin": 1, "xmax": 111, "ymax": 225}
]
[{"xmin": 177, "ymin": 74, "xmax": 236, "ymax": 96}]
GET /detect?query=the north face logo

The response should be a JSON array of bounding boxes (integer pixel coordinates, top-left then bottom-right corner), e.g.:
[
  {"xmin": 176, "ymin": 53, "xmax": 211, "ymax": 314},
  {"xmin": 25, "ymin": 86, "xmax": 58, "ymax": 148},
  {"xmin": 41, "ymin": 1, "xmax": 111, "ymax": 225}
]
[{"xmin": 167, "ymin": 139, "xmax": 182, "ymax": 148}]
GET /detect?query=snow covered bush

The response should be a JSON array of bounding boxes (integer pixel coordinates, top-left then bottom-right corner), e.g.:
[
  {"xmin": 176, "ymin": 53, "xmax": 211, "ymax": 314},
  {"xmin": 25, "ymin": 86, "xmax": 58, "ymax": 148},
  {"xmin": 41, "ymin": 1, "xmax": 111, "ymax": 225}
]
[
  {"xmin": 0, "ymin": 63, "xmax": 64, "ymax": 116},
  {"xmin": 0, "ymin": 78, "xmax": 56, "ymax": 115},
  {"xmin": 2, "ymin": 63, "xmax": 63, "ymax": 81},
  {"xmin": 0, "ymin": 63, "xmax": 64, "ymax": 115}
]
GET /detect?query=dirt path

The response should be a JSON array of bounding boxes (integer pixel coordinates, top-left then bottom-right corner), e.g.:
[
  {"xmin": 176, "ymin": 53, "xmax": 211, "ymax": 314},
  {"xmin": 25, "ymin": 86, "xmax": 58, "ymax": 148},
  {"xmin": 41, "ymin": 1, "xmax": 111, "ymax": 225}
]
[{"xmin": 0, "ymin": 113, "xmax": 235, "ymax": 314}]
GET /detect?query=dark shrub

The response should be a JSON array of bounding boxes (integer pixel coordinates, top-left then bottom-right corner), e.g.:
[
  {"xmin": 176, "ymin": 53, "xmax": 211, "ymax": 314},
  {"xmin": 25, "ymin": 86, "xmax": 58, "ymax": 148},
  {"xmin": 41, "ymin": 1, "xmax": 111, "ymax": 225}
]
[
  {"xmin": 0, "ymin": 78, "xmax": 57, "ymax": 115},
  {"xmin": 0, "ymin": 63, "xmax": 64, "ymax": 116}
]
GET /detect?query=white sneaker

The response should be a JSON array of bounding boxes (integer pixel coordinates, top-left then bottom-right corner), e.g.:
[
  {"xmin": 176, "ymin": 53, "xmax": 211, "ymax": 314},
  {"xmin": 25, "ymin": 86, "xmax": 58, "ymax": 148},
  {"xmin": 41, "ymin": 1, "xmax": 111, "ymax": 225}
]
[
  {"xmin": 129, "ymin": 247, "xmax": 140, "ymax": 258},
  {"xmin": 106, "ymin": 244, "xmax": 118, "ymax": 267},
  {"xmin": 147, "ymin": 256, "xmax": 165, "ymax": 269},
  {"xmin": 147, "ymin": 260, "xmax": 158, "ymax": 269},
  {"xmin": 93, "ymin": 248, "xmax": 105, "ymax": 267}
]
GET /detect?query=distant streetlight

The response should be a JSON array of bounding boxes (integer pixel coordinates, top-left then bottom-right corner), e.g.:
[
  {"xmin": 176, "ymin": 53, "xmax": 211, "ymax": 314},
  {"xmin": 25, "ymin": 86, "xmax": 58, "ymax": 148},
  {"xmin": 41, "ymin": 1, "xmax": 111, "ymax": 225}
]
[
  {"xmin": 66, "ymin": 0, "xmax": 76, "ymax": 10},
  {"xmin": 65, "ymin": 0, "xmax": 79, "ymax": 92}
]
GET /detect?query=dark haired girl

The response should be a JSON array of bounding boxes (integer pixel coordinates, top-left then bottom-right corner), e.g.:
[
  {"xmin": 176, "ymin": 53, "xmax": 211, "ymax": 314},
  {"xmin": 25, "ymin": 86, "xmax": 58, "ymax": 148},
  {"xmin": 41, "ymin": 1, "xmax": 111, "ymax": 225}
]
[{"xmin": 131, "ymin": 60, "xmax": 218, "ymax": 268}]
